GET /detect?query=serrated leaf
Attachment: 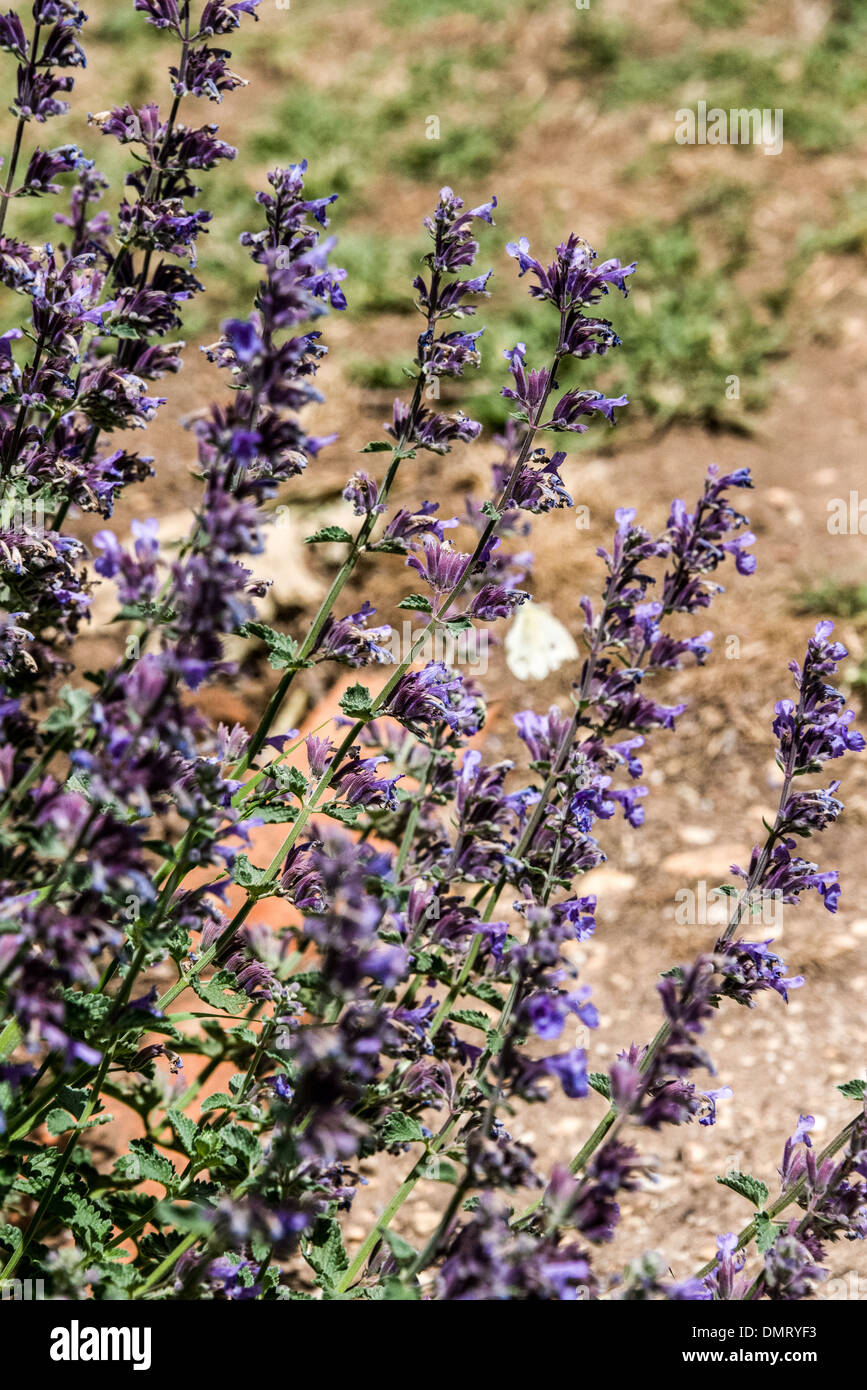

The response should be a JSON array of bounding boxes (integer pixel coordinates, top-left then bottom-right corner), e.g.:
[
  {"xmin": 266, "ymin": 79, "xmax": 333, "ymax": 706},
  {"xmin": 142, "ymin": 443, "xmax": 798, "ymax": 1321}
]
[
  {"xmin": 165, "ymin": 1108, "xmax": 197, "ymax": 1157},
  {"xmin": 220, "ymin": 1123, "xmax": 261, "ymax": 1170},
  {"xmin": 114, "ymin": 1140, "xmax": 177, "ymax": 1190},
  {"xmin": 303, "ymin": 1215, "xmax": 349, "ymax": 1291},
  {"xmin": 466, "ymin": 979, "xmax": 503, "ymax": 1005},
  {"xmin": 57, "ymin": 1192, "xmax": 113, "ymax": 1251},
  {"xmin": 451, "ymin": 1009, "xmax": 491, "ymax": 1032},
  {"xmin": 231, "ymin": 854, "xmax": 272, "ymax": 894},
  {"xmin": 380, "ymin": 1112, "xmax": 426, "ymax": 1144},
  {"xmin": 339, "ymin": 682, "xmax": 374, "ymax": 720},
  {"xmin": 46, "ymin": 1107, "xmax": 76, "ymax": 1136},
  {"xmin": 191, "ymin": 970, "xmax": 249, "ymax": 1016},
  {"xmin": 755, "ymin": 1212, "xmax": 783, "ymax": 1253},
  {"xmin": 716, "ymin": 1170, "xmax": 769, "ymax": 1208},
  {"xmin": 322, "ymin": 802, "xmax": 361, "ymax": 826},
  {"xmin": 56, "ymin": 1085, "xmax": 91, "ymax": 1118},
  {"xmin": 397, "ymin": 594, "xmax": 432, "ymax": 613},
  {"xmin": 199, "ymin": 1091, "xmax": 236, "ymax": 1113},
  {"xmin": 252, "ymin": 804, "xmax": 299, "ymax": 824},
  {"xmin": 306, "ymin": 525, "xmax": 353, "ymax": 544},
  {"xmin": 837, "ymin": 1078, "xmax": 866, "ymax": 1100},
  {"xmin": 588, "ymin": 1072, "xmax": 611, "ymax": 1100},
  {"xmin": 360, "ymin": 441, "xmax": 392, "ymax": 453},
  {"xmin": 192, "ymin": 1129, "xmax": 225, "ymax": 1164},
  {"xmin": 240, "ymin": 622, "xmax": 312, "ymax": 672},
  {"xmin": 273, "ymin": 764, "xmax": 309, "ymax": 798},
  {"xmin": 0, "ymin": 1223, "xmax": 22, "ymax": 1253}
]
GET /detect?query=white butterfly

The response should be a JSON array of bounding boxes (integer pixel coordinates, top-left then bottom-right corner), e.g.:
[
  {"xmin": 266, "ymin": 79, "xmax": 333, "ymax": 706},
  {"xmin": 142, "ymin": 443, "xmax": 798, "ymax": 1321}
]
[{"xmin": 505, "ymin": 600, "xmax": 579, "ymax": 682}]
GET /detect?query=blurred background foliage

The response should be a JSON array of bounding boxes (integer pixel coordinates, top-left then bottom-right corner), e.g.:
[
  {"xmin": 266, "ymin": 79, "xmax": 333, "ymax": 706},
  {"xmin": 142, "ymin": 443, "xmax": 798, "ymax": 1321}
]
[{"xmin": 1, "ymin": 0, "xmax": 866, "ymax": 439}]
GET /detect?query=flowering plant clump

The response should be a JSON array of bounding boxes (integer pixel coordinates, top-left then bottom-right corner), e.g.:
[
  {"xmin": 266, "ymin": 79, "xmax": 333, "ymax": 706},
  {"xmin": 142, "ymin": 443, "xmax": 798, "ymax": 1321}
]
[{"xmin": 0, "ymin": 1, "xmax": 864, "ymax": 1304}]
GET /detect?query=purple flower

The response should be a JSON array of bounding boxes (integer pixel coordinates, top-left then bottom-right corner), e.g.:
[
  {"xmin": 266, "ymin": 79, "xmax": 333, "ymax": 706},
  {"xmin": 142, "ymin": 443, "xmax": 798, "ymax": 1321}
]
[{"xmin": 316, "ymin": 603, "xmax": 393, "ymax": 668}]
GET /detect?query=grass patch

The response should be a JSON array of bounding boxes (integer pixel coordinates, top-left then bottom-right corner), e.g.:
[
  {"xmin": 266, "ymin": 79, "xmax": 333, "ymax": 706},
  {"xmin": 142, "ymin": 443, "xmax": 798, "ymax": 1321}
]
[
  {"xmin": 383, "ymin": 0, "xmax": 545, "ymax": 26},
  {"xmin": 792, "ymin": 581, "xmax": 867, "ymax": 620},
  {"xmin": 564, "ymin": 2, "xmax": 867, "ymax": 154}
]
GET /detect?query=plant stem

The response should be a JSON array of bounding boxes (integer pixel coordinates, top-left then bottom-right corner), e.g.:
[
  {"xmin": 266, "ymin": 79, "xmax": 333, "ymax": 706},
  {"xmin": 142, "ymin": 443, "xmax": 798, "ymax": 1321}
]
[
  {"xmin": 693, "ymin": 1112, "xmax": 860, "ymax": 1283},
  {"xmin": 0, "ymin": 1049, "xmax": 112, "ymax": 1280},
  {"xmin": 335, "ymin": 1114, "xmax": 458, "ymax": 1293},
  {"xmin": 0, "ymin": 23, "xmax": 41, "ymax": 239}
]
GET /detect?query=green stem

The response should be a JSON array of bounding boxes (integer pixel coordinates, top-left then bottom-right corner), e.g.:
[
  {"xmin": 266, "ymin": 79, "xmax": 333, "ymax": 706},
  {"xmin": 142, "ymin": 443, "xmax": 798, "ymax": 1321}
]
[
  {"xmin": 335, "ymin": 1115, "xmax": 457, "ymax": 1293},
  {"xmin": 693, "ymin": 1113, "xmax": 860, "ymax": 1283},
  {"xmin": 0, "ymin": 1049, "xmax": 112, "ymax": 1280},
  {"xmin": 132, "ymin": 1229, "xmax": 199, "ymax": 1299},
  {"xmin": 0, "ymin": 23, "xmax": 41, "ymax": 239}
]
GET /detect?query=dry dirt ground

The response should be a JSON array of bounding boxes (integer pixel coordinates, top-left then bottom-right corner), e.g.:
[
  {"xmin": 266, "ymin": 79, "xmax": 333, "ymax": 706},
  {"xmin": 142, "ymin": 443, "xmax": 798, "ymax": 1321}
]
[{"xmin": 52, "ymin": 0, "xmax": 867, "ymax": 1288}]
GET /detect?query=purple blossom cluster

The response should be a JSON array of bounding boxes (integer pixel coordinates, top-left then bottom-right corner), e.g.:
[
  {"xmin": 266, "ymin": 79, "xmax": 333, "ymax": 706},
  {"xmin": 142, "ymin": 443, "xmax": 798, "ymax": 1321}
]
[{"xmin": 0, "ymin": 0, "xmax": 863, "ymax": 1307}]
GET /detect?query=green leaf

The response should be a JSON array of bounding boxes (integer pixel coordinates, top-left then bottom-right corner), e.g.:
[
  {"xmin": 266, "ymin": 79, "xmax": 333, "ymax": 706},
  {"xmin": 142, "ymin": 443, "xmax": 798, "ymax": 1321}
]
[
  {"xmin": 45, "ymin": 1085, "xmax": 96, "ymax": 1135},
  {"xmin": 754, "ymin": 1212, "xmax": 783, "ymax": 1254},
  {"xmin": 272, "ymin": 764, "xmax": 309, "ymax": 798},
  {"xmin": 114, "ymin": 1140, "xmax": 177, "ymax": 1191},
  {"xmin": 0, "ymin": 1222, "xmax": 22, "ymax": 1254},
  {"xmin": 306, "ymin": 525, "xmax": 353, "ymax": 544},
  {"xmin": 417, "ymin": 1157, "xmax": 459, "ymax": 1185},
  {"xmin": 199, "ymin": 1092, "xmax": 236, "ymax": 1113},
  {"xmin": 191, "ymin": 970, "xmax": 249, "ymax": 1016},
  {"xmin": 231, "ymin": 854, "xmax": 274, "ymax": 896},
  {"xmin": 165, "ymin": 1108, "xmax": 197, "ymax": 1157},
  {"xmin": 56, "ymin": 1085, "xmax": 91, "ymax": 1119},
  {"xmin": 380, "ymin": 1112, "xmax": 426, "ymax": 1145},
  {"xmin": 303, "ymin": 1216, "xmax": 349, "ymax": 1292},
  {"xmin": 716, "ymin": 1170, "xmax": 769, "ymax": 1208},
  {"xmin": 837, "ymin": 1078, "xmax": 866, "ymax": 1100},
  {"xmin": 339, "ymin": 682, "xmax": 374, "ymax": 720},
  {"xmin": 482, "ymin": 500, "xmax": 503, "ymax": 521},
  {"xmin": 360, "ymin": 441, "xmax": 392, "ymax": 453},
  {"xmin": 41, "ymin": 686, "xmax": 91, "ymax": 735},
  {"xmin": 716, "ymin": 883, "xmax": 739, "ymax": 897},
  {"xmin": 240, "ymin": 622, "xmax": 313, "ymax": 673},
  {"xmin": 451, "ymin": 1009, "xmax": 491, "ymax": 1032},
  {"xmin": 466, "ymin": 978, "xmax": 504, "ymax": 1005},
  {"xmin": 192, "ymin": 1130, "xmax": 225, "ymax": 1165},
  {"xmin": 57, "ymin": 1192, "xmax": 113, "ymax": 1251},
  {"xmin": 659, "ymin": 965, "xmax": 685, "ymax": 983},
  {"xmin": 588, "ymin": 1072, "xmax": 611, "ymax": 1100},
  {"xmin": 252, "ymin": 805, "xmax": 300, "ymax": 824},
  {"xmin": 46, "ymin": 1107, "xmax": 77, "ymax": 1137},
  {"xmin": 322, "ymin": 802, "xmax": 361, "ymax": 826},
  {"xmin": 220, "ymin": 1123, "xmax": 261, "ymax": 1170},
  {"xmin": 397, "ymin": 594, "xmax": 432, "ymax": 613}
]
